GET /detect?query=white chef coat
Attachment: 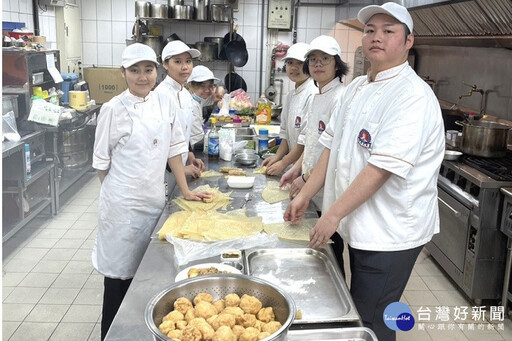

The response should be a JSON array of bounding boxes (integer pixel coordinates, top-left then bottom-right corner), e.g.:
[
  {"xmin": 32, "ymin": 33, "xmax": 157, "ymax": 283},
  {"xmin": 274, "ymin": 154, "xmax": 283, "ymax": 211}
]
[
  {"xmin": 299, "ymin": 77, "xmax": 346, "ymax": 209},
  {"xmin": 319, "ymin": 62, "xmax": 445, "ymax": 251},
  {"xmin": 92, "ymin": 89, "xmax": 187, "ymax": 279},
  {"xmin": 279, "ymin": 77, "xmax": 317, "ymax": 151},
  {"xmin": 155, "ymin": 76, "xmax": 204, "ymax": 164}
]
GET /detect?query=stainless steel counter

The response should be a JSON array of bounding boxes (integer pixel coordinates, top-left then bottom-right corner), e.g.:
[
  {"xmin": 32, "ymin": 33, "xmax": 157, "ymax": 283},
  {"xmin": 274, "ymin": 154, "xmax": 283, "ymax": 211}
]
[{"xmin": 105, "ymin": 156, "xmax": 357, "ymax": 340}]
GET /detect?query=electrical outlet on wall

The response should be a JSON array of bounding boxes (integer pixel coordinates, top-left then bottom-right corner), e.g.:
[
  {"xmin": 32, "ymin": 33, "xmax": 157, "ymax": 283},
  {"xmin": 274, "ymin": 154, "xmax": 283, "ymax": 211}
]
[{"xmin": 268, "ymin": 0, "xmax": 293, "ymax": 30}]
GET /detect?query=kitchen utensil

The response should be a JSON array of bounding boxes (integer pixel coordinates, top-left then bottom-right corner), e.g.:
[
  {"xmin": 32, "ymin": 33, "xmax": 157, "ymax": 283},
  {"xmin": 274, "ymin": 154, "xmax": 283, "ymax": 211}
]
[
  {"xmin": 211, "ymin": 4, "xmax": 232, "ymax": 22},
  {"xmin": 225, "ymin": 71, "xmax": 247, "ymax": 92},
  {"xmin": 241, "ymin": 192, "xmax": 253, "ymax": 206},
  {"xmin": 271, "ymin": 105, "xmax": 282, "ymax": 119},
  {"xmin": 225, "ymin": 40, "xmax": 248, "ymax": 67},
  {"xmin": 193, "ymin": 0, "xmax": 210, "ymax": 20},
  {"xmin": 125, "ymin": 37, "xmax": 136, "ymax": 46},
  {"xmin": 204, "ymin": 37, "xmax": 224, "ymax": 59},
  {"xmin": 165, "ymin": 33, "xmax": 182, "ymax": 44},
  {"xmin": 456, "ymin": 120, "xmax": 510, "ymax": 157},
  {"xmin": 145, "ymin": 274, "xmax": 295, "ymax": 341},
  {"xmin": 131, "ymin": 20, "xmax": 149, "ymax": 36},
  {"xmin": 235, "ymin": 152, "xmax": 258, "ymax": 166},
  {"xmin": 221, "ymin": 25, "xmax": 245, "ymax": 59},
  {"xmin": 194, "ymin": 41, "xmax": 217, "ymax": 61},
  {"xmin": 150, "ymin": 3, "xmax": 168, "ymax": 18},
  {"xmin": 444, "ymin": 150, "xmax": 462, "ymax": 161},
  {"xmin": 135, "ymin": 1, "xmax": 151, "ymax": 17},
  {"xmin": 141, "ymin": 35, "xmax": 163, "ymax": 61},
  {"xmin": 173, "ymin": 4, "xmax": 194, "ymax": 19}
]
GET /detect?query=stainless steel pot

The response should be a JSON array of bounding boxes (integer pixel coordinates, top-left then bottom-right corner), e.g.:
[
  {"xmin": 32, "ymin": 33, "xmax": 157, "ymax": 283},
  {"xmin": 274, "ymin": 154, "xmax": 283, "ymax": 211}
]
[
  {"xmin": 141, "ymin": 35, "xmax": 163, "ymax": 61},
  {"xmin": 211, "ymin": 4, "xmax": 232, "ymax": 22},
  {"xmin": 194, "ymin": 0, "xmax": 210, "ymax": 20},
  {"xmin": 456, "ymin": 120, "xmax": 510, "ymax": 157},
  {"xmin": 204, "ymin": 37, "xmax": 224, "ymax": 58},
  {"xmin": 135, "ymin": 1, "xmax": 151, "ymax": 17},
  {"xmin": 150, "ymin": 3, "xmax": 168, "ymax": 18},
  {"xmin": 195, "ymin": 41, "xmax": 217, "ymax": 61},
  {"xmin": 173, "ymin": 4, "xmax": 194, "ymax": 19}
]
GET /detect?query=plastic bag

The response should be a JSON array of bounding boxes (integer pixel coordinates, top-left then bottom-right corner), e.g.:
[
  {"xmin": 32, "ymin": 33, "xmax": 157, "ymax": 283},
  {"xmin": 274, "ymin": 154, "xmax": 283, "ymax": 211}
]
[
  {"xmin": 219, "ymin": 128, "xmax": 235, "ymax": 161},
  {"xmin": 166, "ymin": 233, "xmax": 280, "ymax": 267},
  {"xmin": 2, "ymin": 111, "xmax": 21, "ymax": 141},
  {"xmin": 229, "ymin": 89, "xmax": 252, "ymax": 111}
]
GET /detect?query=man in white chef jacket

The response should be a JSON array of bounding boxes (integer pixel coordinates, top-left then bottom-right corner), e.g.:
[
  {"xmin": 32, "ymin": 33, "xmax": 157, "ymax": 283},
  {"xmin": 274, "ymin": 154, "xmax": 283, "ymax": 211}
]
[{"xmin": 284, "ymin": 3, "xmax": 445, "ymax": 340}]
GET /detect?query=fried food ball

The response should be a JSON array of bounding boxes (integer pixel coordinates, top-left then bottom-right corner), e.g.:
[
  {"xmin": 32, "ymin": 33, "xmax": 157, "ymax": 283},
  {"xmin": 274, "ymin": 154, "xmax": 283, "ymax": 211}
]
[
  {"xmin": 212, "ymin": 325, "xmax": 236, "ymax": 341},
  {"xmin": 256, "ymin": 307, "xmax": 275, "ymax": 323},
  {"xmin": 257, "ymin": 332, "xmax": 271, "ymax": 340},
  {"xmin": 237, "ymin": 313, "xmax": 257, "ymax": 328},
  {"xmin": 176, "ymin": 320, "xmax": 188, "ymax": 330},
  {"xmin": 222, "ymin": 306, "xmax": 244, "ymax": 317},
  {"xmin": 181, "ymin": 326, "xmax": 202, "ymax": 341},
  {"xmin": 239, "ymin": 294, "xmax": 262, "ymax": 315},
  {"xmin": 167, "ymin": 329, "xmax": 182, "ymax": 339},
  {"xmin": 189, "ymin": 317, "xmax": 215, "ymax": 340},
  {"xmin": 224, "ymin": 293, "xmax": 241, "ymax": 307},
  {"xmin": 193, "ymin": 292, "xmax": 214, "ymax": 305},
  {"xmin": 262, "ymin": 321, "xmax": 282, "ymax": 334},
  {"xmin": 163, "ymin": 310, "xmax": 185, "ymax": 323},
  {"xmin": 232, "ymin": 325, "xmax": 245, "ymax": 338},
  {"xmin": 212, "ymin": 312, "xmax": 236, "ymax": 330},
  {"xmin": 253, "ymin": 320, "xmax": 264, "ymax": 332},
  {"xmin": 239, "ymin": 327, "xmax": 260, "ymax": 341},
  {"xmin": 158, "ymin": 320, "xmax": 175, "ymax": 334},
  {"xmin": 185, "ymin": 308, "xmax": 196, "ymax": 322},
  {"xmin": 213, "ymin": 299, "xmax": 225, "ymax": 313},
  {"xmin": 207, "ymin": 314, "xmax": 218, "ymax": 325},
  {"xmin": 195, "ymin": 300, "xmax": 217, "ymax": 319},
  {"xmin": 174, "ymin": 297, "xmax": 194, "ymax": 314}
]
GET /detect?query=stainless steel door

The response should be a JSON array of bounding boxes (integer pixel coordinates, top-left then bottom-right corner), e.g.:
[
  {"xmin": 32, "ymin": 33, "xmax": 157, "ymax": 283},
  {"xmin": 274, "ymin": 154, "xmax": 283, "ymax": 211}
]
[{"xmin": 432, "ymin": 187, "xmax": 471, "ymax": 272}]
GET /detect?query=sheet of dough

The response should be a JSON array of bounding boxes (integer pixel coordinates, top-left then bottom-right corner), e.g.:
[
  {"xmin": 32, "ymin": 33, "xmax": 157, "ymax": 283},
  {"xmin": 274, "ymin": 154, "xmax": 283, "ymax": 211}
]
[
  {"xmin": 263, "ymin": 218, "xmax": 318, "ymax": 241},
  {"xmin": 261, "ymin": 180, "xmax": 290, "ymax": 204},
  {"xmin": 253, "ymin": 166, "xmax": 267, "ymax": 174},
  {"xmin": 158, "ymin": 210, "xmax": 263, "ymax": 241},
  {"xmin": 173, "ymin": 185, "xmax": 232, "ymax": 211},
  {"xmin": 200, "ymin": 170, "xmax": 222, "ymax": 177}
]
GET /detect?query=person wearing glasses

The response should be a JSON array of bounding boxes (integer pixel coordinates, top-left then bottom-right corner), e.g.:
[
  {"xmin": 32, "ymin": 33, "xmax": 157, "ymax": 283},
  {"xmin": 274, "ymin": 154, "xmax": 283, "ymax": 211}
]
[
  {"xmin": 285, "ymin": 3, "xmax": 444, "ymax": 340},
  {"xmin": 186, "ymin": 65, "xmax": 225, "ymax": 127},
  {"xmin": 280, "ymin": 35, "xmax": 349, "ymax": 275},
  {"xmin": 155, "ymin": 40, "xmax": 205, "ymax": 178},
  {"xmin": 261, "ymin": 43, "xmax": 317, "ymax": 176},
  {"xmin": 92, "ymin": 43, "xmax": 211, "ymax": 340}
]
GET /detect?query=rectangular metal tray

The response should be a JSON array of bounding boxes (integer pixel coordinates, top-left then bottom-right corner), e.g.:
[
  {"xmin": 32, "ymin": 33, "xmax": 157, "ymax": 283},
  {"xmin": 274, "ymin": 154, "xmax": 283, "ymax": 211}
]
[
  {"xmin": 245, "ymin": 248, "xmax": 360, "ymax": 324},
  {"xmin": 286, "ymin": 327, "xmax": 377, "ymax": 341}
]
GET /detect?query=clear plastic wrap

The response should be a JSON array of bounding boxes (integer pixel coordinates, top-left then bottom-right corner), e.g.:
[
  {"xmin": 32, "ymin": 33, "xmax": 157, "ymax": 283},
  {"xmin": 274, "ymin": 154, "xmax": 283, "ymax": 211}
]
[{"xmin": 2, "ymin": 111, "xmax": 21, "ymax": 141}]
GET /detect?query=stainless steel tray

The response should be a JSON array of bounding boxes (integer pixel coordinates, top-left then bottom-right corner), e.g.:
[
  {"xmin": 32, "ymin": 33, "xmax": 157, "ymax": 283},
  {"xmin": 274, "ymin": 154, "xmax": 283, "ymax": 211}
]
[
  {"xmin": 286, "ymin": 327, "xmax": 377, "ymax": 341},
  {"xmin": 245, "ymin": 248, "xmax": 360, "ymax": 324}
]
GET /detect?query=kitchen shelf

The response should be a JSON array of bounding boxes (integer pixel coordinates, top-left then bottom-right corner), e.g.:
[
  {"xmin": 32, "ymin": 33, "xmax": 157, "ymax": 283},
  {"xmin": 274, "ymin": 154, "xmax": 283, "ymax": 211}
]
[
  {"xmin": 138, "ymin": 17, "xmax": 231, "ymax": 24},
  {"xmin": 25, "ymin": 162, "xmax": 53, "ymax": 187},
  {"xmin": 2, "ymin": 197, "xmax": 52, "ymax": 242}
]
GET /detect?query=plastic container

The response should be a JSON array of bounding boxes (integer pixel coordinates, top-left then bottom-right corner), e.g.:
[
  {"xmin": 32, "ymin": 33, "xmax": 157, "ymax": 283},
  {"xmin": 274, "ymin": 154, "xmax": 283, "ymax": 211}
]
[
  {"xmin": 233, "ymin": 116, "xmax": 242, "ymax": 128},
  {"xmin": 24, "ymin": 144, "xmax": 31, "ymax": 175},
  {"xmin": 203, "ymin": 124, "xmax": 209, "ymax": 154},
  {"xmin": 208, "ymin": 118, "xmax": 219, "ymax": 159},
  {"xmin": 258, "ymin": 128, "xmax": 269, "ymax": 153},
  {"xmin": 254, "ymin": 95, "xmax": 272, "ymax": 125}
]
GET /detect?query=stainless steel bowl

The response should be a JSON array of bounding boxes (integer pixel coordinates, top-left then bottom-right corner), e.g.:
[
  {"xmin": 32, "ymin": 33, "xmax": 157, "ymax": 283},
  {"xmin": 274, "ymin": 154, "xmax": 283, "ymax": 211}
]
[
  {"xmin": 145, "ymin": 274, "xmax": 295, "ymax": 341},
  {"xmin": 444, "ymin": 150, "xmax": 462, "ymax": 161},
  {"xmin": 235, "ymin": 152, "xmax": 259, "ymax": 166}
]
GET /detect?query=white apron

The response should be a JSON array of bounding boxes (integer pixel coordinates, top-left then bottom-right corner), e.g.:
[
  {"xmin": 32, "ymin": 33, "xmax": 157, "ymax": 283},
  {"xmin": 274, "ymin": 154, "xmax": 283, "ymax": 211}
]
[{"xmin": 92, "ymin": 93, "xmax": 171, "ymax": 279}]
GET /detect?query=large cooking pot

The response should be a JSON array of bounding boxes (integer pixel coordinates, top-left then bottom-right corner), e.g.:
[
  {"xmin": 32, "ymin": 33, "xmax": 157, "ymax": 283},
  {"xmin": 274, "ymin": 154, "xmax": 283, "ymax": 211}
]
[
  {"xmin": 173, "ymin": 4, "xmax": 194, "ymax": 19},
  {"xmin": 135, "ymin": 1, "xmax": 151, "ymax": 17},
  {"xmin": 194, "ymin": 0, "xmax": 210, "ymax": 20},
  {"xmin": 150, "ymin": 3, "xmax": 168, "ymax": 18},
  {"xmin": 211, "ymin": 4, "xmax": 232, "ymax": 22},
  {"xmin": 204, "ymin": 37, "xmax": 224, "ymax": 59},
  {"xmin": 195, "ymin": 41, "xmax": 217, "ymax": 61},
  {"xmin": 141, "ymin": 35, "xmax": 163, "ymax": 61},
  {"xmin": 456, "ymin": 120, "xmax": 510, "ymax": 157}
]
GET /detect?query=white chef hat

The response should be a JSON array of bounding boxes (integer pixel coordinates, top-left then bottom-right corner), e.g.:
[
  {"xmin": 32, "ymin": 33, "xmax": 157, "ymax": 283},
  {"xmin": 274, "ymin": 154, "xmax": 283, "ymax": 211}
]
[
  {"xmin": 188, "ymin": 65, "xmax": 219, "ymax": 83},
  {"xmin": 162, "ymin": 40, "xmax": 201, "ymax": 61},
  {"xmin": 358, "ymin": 2, "xmax": 414, "ymax": 33},
  {"xmin": 121, "ymin": 43, "xmax": 158, "ymax": 68},
  {"xmin": 282, "ymin": 43, "xmax": 310, "ymax": 62},
  {"xmin": 304, "ymin": 35, "xmax": 341, "ymax": 58}
]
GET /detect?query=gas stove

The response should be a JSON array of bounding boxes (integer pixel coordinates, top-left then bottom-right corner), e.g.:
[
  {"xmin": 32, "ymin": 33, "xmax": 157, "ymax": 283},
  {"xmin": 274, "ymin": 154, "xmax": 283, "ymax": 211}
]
[{"xmin": 463, "ymin": 154, "xmax": 512, "ymax": 182}]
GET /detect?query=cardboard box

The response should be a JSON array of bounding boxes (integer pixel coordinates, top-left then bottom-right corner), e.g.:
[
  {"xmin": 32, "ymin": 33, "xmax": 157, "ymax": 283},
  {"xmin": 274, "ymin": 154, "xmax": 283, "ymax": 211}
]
[{"xmin": 84, "ymin": 67, "xmax": 127, "ymax": 104}]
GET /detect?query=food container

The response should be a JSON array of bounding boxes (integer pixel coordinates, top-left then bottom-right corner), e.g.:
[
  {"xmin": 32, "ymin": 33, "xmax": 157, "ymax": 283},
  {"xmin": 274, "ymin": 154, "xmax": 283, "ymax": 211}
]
[
  {"xmin": 135, "ymin": 1, "xmax": 151, "ymax": 17},
  {"xmin": 193, "ymin": 0, "xmax": 210, "ymax": 20},
  {"xmin": 220, "ymin": 250, "xmax": 242, "ymax": 262},
  {"xmin": 235, "ymin": 152, "xmax": 258, "ymax": 166},
  {"xmin": 145, "ymin": 274, "xmax": 295, "ymax": 341},
  {"xmin": 210, "ymin": 4, "xmax": 232, "ymax": 22},
  {"xmin": 444, "ymin": 150, "xmax": 462, "ymax": 161},
  {"xmin": 151, "ymin": 3, "xmax": 169, "ymax": 18},
  {"xmin": 456, "ymin": 120, "xmax": 511, "ymax": 157},
  {"xmin": 173, "ymin": 4, "xmax": 194, "ymax": 19},
  {"xmin": 287, "ymin": 327, "xmax": 378, "ymax": 341}
]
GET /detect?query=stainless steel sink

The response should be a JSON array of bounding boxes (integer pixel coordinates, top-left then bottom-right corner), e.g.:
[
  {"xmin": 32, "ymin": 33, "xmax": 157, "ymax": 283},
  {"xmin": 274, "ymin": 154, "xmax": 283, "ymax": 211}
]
[{"xmin": 235, "ymin": 127, "xmax": 256, "ymax": 141}]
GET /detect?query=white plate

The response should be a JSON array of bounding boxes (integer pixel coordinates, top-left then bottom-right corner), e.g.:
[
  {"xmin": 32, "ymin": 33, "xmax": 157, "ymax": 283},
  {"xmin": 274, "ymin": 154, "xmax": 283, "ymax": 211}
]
[
  {"xmin": 175, "ymin": 263, "xmax": 242, "ymax": 282},
  {"xmin": 227, "ymin": 176, "xmax": 255, "ymax": 189}
]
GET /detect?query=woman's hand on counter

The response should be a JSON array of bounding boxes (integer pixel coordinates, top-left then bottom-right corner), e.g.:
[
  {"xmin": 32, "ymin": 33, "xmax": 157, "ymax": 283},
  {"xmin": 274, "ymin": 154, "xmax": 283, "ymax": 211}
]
[
  {"xmin": 266, "ymin": 160, "xmax": 287, "ymax": 176},
  {"xmin": 289, "ymin": 176, "xmax": 306, "ymax": 198},
  {"xmin": 308, "ymin": 213, "xmax": 339, "ymax": 249},
  {"xmin": 191, "ymin": 157, "xmax": 205, "ymax": 172},
  {"xmin": 280, "ymin": 166, "xmax": 300, "ymax": 188},
  {"xmin": 183, "ymin": 189, "xmax": 212, "ymax": 201},
  {"xmin": 184, "ymin": 164, "xmax": 202, "ymax": 178},
  {"xmin": 262, "ymin": 155, "xmax": 278, "ymax": 167},
  {"xmin": 284, "ymin": 193, "xmax": 309, "ymax": 223}
]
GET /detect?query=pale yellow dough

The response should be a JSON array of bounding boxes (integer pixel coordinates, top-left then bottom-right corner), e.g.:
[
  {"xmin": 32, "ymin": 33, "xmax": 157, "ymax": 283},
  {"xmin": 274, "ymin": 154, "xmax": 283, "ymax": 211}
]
[
  {"xmin": 200, "ymin": 170, "xmax": 223, "ymax": 178},
  {"xmin": 173, "ymin": 185, "xmax": 232, "ymax": 212},
  {"xmin": 263, "ymin": 218, "xmax": 318, "ymax": 242},
  {"xmin": 261, "ymin": 181, "xmax": 290, "ymax": 204}
]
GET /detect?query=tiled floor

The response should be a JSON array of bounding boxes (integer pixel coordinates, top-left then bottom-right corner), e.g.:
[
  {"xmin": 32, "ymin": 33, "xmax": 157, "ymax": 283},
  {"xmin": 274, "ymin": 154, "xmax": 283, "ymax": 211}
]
[{"xmin": 3, "ymin": 176, "xmax": 512, "ymax": 340}]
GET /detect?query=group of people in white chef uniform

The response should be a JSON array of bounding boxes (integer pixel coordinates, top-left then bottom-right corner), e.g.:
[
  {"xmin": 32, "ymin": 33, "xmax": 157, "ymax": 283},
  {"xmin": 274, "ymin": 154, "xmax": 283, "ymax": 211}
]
[{"xmin": 92, "ymin": 3, "xmax": 445, "ymax": 341}]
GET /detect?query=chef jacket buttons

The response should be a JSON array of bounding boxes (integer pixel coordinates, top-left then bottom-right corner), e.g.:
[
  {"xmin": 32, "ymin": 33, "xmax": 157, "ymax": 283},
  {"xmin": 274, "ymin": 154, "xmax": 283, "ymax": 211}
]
[{"xmin": 153, "ymin": 139, "xmax": 158, "ymax": 146}]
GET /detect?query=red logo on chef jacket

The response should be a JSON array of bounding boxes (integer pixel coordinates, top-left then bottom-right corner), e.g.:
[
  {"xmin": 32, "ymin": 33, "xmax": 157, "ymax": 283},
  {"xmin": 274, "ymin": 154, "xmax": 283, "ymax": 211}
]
[
  {"xmin": 318, "ymin": 120, "xmax": 326, "ymax": 134},
  {"xmin": 358, "ymin": 129, "xmax": 372, "ymax": 149},
  {"xmin": 295, "ymin": 116, "xmax": 301, "ymax": 128}
]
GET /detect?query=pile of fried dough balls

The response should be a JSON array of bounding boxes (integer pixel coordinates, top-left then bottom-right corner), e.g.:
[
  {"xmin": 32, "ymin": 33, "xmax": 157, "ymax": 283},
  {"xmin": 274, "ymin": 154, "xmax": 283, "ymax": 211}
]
[{"xmin": 158, "ymin": 292, "xmax": 283, "ymax": 341}]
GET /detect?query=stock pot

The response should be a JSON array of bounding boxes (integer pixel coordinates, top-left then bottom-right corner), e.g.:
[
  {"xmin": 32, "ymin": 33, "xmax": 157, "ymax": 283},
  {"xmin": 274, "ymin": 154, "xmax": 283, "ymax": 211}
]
[{"xmin": 456, "ymin": 120, "xmax": 510, "ymax": 157}]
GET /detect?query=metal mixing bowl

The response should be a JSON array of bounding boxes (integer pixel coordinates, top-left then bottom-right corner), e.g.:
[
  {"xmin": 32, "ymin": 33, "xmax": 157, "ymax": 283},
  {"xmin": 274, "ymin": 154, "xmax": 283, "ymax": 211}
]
[
  {"xmin": 235, "ymin": 152, "xmax": 259, "ymax": 166},
  {"xmin": 145, "ymin": 274, "xmax": 296, "ymax": 341}
]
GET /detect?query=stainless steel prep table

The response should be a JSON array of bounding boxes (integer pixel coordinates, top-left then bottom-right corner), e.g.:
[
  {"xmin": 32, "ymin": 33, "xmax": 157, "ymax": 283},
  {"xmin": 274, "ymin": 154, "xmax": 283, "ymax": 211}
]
[{"xmin": 105, "ymin": 157, "xmax": 360, "ymax": 340}]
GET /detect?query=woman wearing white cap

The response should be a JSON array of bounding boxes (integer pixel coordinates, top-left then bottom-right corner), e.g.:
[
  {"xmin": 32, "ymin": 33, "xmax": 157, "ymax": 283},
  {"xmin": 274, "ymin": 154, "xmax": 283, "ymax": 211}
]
[
  {"xmin": 261, "ymin": 42, "xmax": 317, "ymax": 176},
  {"xmin": 186, "ymin": 65, "xmax": 225, "ymax": 124},
  {"xmin": 92, "ymin": 43, "xmax": 210, "ymax": 340},
  {"xmin": 155, "ymin": 40, "xmax": 205, "ymax": 178}
]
